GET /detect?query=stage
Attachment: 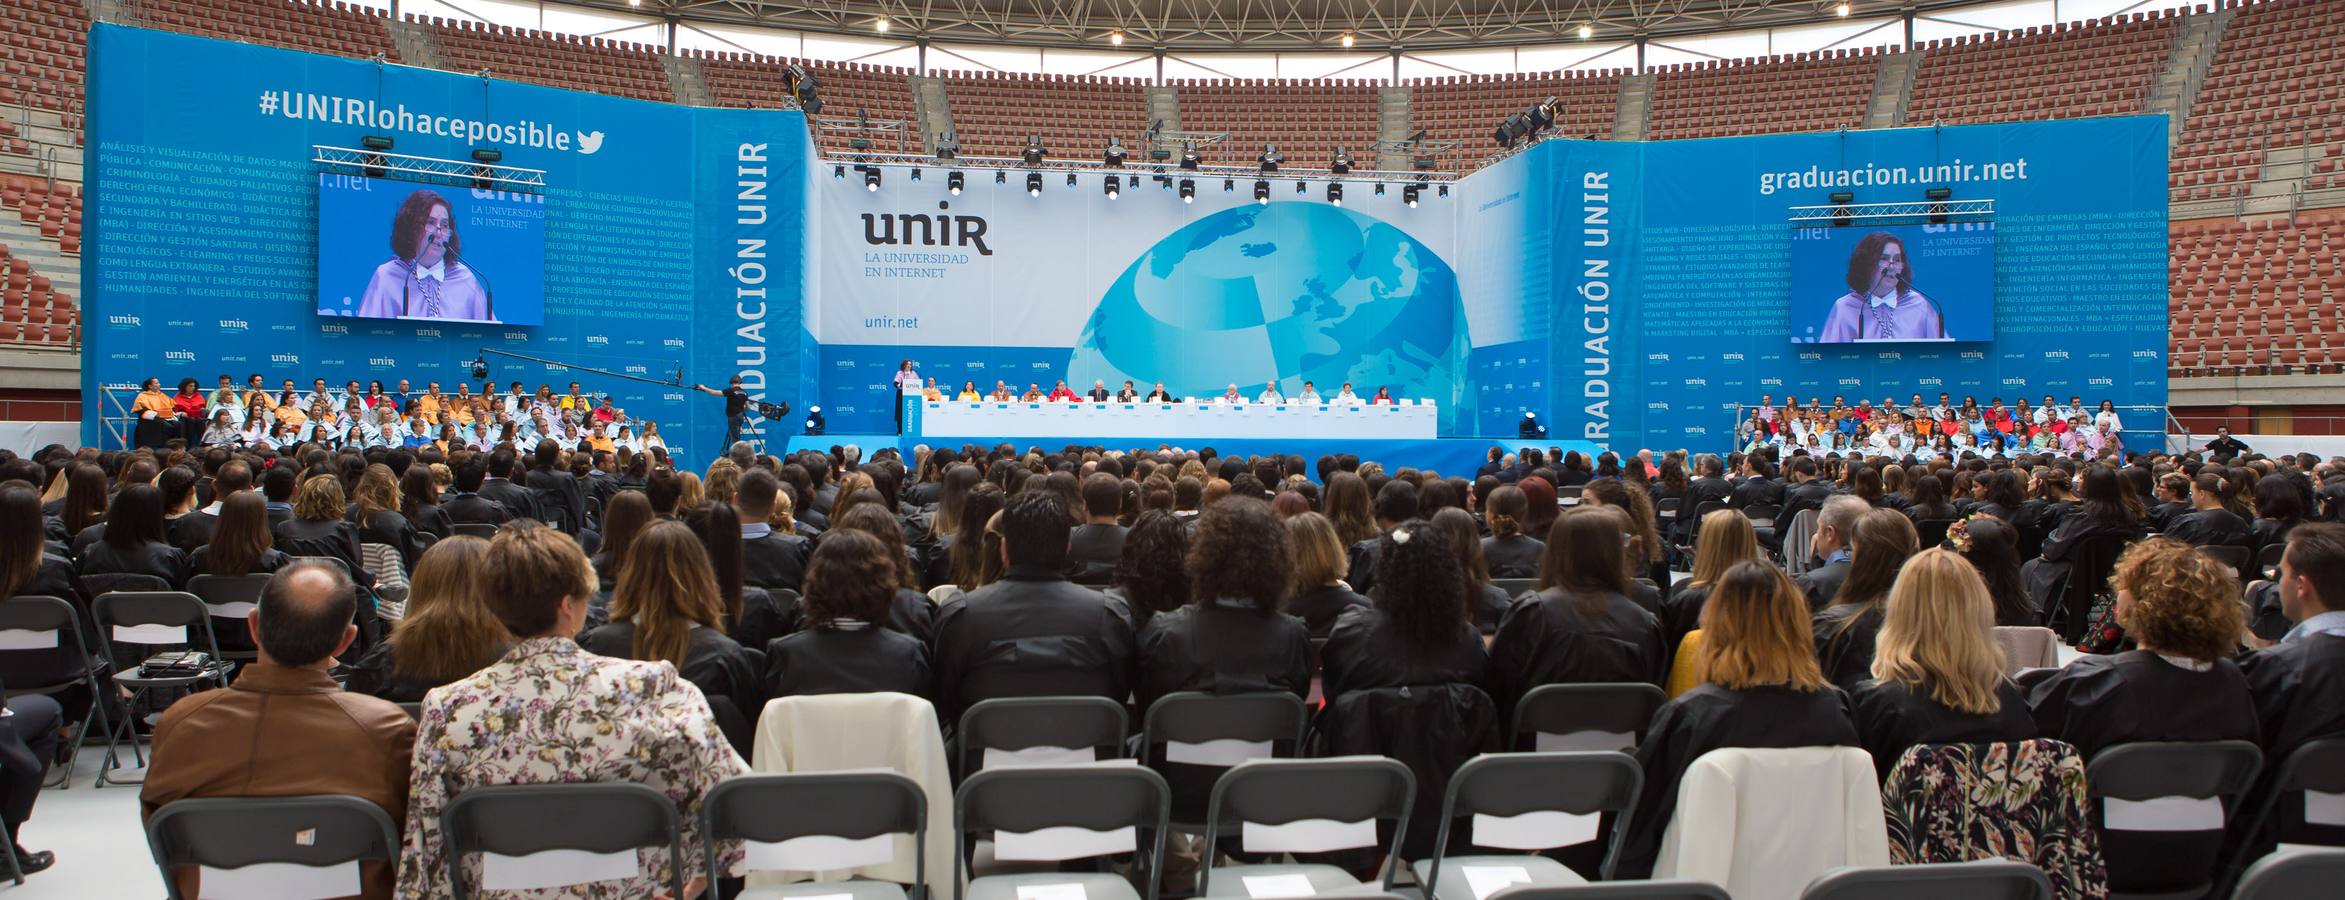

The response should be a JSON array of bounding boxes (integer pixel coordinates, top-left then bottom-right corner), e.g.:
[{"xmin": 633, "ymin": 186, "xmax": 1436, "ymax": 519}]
[{"xmin": 784, "ymin": 433, "xmax": 1603, "ymax": 478}]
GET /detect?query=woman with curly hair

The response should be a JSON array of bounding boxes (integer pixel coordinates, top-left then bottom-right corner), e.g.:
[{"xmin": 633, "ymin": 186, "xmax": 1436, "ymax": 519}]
[
  {"xmin": 1318, "ymin": 519, "xmax": 1492, "ymax": 702},
  {"xmin": 1134, "ymin": 497, "xmax": 1312, "ymax": 713},
  {"xmin": 761, "ymin": 529, "xmax": 930, "ymax": 700},
  {"xmin": 2025, "ymin": 537, "xmax": 2253, "ymax": 759},
  {"xmin": 1108, "ymin": 510, "xmax": 1191, "ymax": 632}
]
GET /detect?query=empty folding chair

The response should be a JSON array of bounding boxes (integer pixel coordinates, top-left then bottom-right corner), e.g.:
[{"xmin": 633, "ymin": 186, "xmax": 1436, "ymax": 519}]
[
  {"xmin": 703, "ymin": 771, "xmax": 925, "ymax": 900},
  {"xmin": 1417, "ymin": 752, "xmax": 1643, "ymax": 899},
  {"xmin": 2232, "ymin": 848, "xmax": 2345, "ymax": 900},
  {"xmin": 1138, "ymin": 692, "xmax": 1308, "ymax": 824},
  {"xmin": 1496, "ymin": 885, "xmax": 1729, "ymax": 900},
  {"xmin": 2085, "ymin": 741, "xmax": 2262, "ymax": 900},
  {"xmin": 0, "ymin": 594, "xmax": 111, "ymax": 789},
  {"xmin": 185, "ymin": 572, "xmax": 271, "ymax": 660},
  {"xmin": 440, "ymin": 782, "xmax": 686, "ymax": 899},
  {"xmin": 955, "ymin": 696, "xmax": 1127, "ymax": 778},
  {"xmin": 1801, "ymin": 861, "xmax": 2053, "ymax": 900},
  {"xmin": 147, "ymin": 795, "xmax": 399, "ymax": 900},
  {"xmin": 954, "ymin": 764, "xmax": 1170, "ymax": 900},
  {"xmin": 1510, "ymin": 683, "xmax": 1667, "ymax": 753},
  {"xmin": 2225, "ymin": 738, "xmax": 2345, "ymax": 886},
  {"xmin": 93, "ymin": 591, "xmax": 232, "ymax": 788},
  {"xmin": 1197, "ymin": 757, "xmax": 1415, "ymax": 897},
  {"xmin": 1992, "ymin": 626, "xmax": 2061, "ymax": 673}
]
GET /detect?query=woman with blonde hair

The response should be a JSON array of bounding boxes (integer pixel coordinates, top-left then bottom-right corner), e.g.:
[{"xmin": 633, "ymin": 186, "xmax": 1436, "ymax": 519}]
[
  {"xmin": 701, "ymin": 458, "xmax": 742, "ymax": 507},
  {"xmin": 675, "ymin": 470, "xmax": 705, "ymax": 511},
  {"xmin": 1849, "ymin": 548, "xmax": 2035, "ymax": 779},
  {"xmin": 579, "ymin": 520, "xmax": 763, "ymax": 753},
  {"xmin": 1281, "ymin": 511, "xmax": 1368, "ymax": 638},
  {"xmin": 1617, "ymin": 559, "xmax": 1858, "ymax": 879},
  {"xmin": 1661, "ymin": 508, "xmax": 1758, "ymax": 648},
  {"xmin": 344, "ymin": 536, "xmax": 511, "ymax": 703}
]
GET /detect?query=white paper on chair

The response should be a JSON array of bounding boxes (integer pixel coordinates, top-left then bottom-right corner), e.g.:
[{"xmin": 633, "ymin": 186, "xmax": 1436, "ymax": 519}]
[
  {"xmin": 1533, "ymin": 731, "xmax": 1635, "ymax": 753},
  {"xmin": 2103, "ymin": 796, "xmax": 2225, "ymax": 832},
  {"xmin": 1165, "ymin": 738, "xmax": 1273, "ymax": 767},
  {"xmin": 0, "ymin": 629, "xmax": 57, "ymax": 650},
  {"xmin": 792, "ymin": 894, "xmax": 855, "ymax": 900},
  {"xmin": 982, "ymin": 745, "xmax": 1097, "ymax": 769},
  {"xmin": 1241, "ymin": 874, "xmax": 1319, "ymax": 898},
  {"xmin": 993, "ymin": 825, "xmax": 1135, "ymax": 862},
  {"xmin": 1241, "ymin": 818, "xmax": 1376, "ymax": 854},
  {"xmin": 1461, "ymin": 865, "xmax": 1535, "ymax": 900},
  {"xmin": 740, "ymin": 832, "xmax": 895, "ymax": 872},
  {"xmin": 114, "ymin": 623, "xmax": 186, "ymax": 644},
  {"xmin": 479, "ymin": 847, "xmax": 638, "ymax": 891},
  {"xmin": 1016, "ymin": 884, "xmax": 1089, "ymax": 900},
  {"xmin": 196, "ymin": 861, "xmax": 362, "ymax": 900},
  {"xmin": 1473, "ymin": 810, "xmax": 1600, "ymax": 850},
  {"xmin": 2307, "ymin": 790, "xmax": 2345, "ymax": 827}
]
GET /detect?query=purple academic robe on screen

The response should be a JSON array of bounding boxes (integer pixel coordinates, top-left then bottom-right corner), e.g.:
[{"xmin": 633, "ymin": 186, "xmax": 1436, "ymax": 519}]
[
  {"xmin": 354, "ymin": 258, "xmax": 493, "ymax": 322},
  {"xmin": 1817, "ymin": 290, "xmax": 1944, "ymax": 342}
]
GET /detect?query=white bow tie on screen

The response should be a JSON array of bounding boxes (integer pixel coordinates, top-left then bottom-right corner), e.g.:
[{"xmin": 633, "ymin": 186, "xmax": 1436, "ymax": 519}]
[
  {"xmin": 1866, "ymin": 292, "xmax": 1898, "ymax": 309},
  {"xmin": 415, "ymin": 261, "xmax": 446, "ymax": 282}
]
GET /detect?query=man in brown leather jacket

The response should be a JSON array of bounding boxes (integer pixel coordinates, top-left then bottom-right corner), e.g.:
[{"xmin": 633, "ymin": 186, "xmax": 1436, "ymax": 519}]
[{"xmin": 141, "ymin": 560, "xmax": 416, "ymax": 899}]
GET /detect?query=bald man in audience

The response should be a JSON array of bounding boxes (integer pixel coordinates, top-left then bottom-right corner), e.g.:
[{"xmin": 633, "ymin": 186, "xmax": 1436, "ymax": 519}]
[{"xmin": 141, "ymin": 561, "xmax": 415, "ymax": 899}]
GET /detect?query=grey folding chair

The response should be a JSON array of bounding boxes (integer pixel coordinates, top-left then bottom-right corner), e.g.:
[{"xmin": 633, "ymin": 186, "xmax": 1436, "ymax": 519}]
[
  {"xmin": 955, "ymin": 696, "xmax": 1128, "ymax": 780},
  {"xmin": 1197, "ymin": 757, "xmax": 1416, "ymax": 897},
  {"xmin": 2232, "ymin": 848, "xmax": 2345, "ymax": 900},
  {"xmin": 1417, "ymin": 752, "xmax": 1644, "ymax": 900},
  {"xmin": 2224, "ymin": 738, "xmax": 2345, "ymax": 891},
  {"xmin": 2086, "ymin": 741, "xmax": 2264, "ymax": 900},
  {"xmin": 92, "ymin": 591, "xmax": 233, "ymax": 788},
  {"xmin": 703, "ymin": 771, "xmax": 927, "ymax": 900},
  {"xmin": 185, "ymin": 572, "xmax": 273, "ymax": 661},
  {"xmin": 147, "ymin": 794, "xmax": 399, "ymax": 900},
  {"xmin": 440, "ymin": 782, "xmax": 685, "ymax": 900},
  {"xmin": 1510, "ymin": 683, "xmax": 1667, "ymax": 753},
  {"xmin": 0, "ymin": 595, "xmax": 112, "ymax": 789},
  {"xmin": 1495, "ymin": 884, "xmax": 1730, "ymax": 900},
  {"xmin": 953, "ymin": 764, "xmax": 1170, "ymax": 900},
  {"xmin": 397, "ymin": 702, "xmax": 423, "ymax": 720},
  {"xmin": 1800, "ymin": 860, "xmax": 2054, "ymax": 900},
  {"xmin": 1139, "ymin": 691, "xmax": 1309, "ymax": 826}
]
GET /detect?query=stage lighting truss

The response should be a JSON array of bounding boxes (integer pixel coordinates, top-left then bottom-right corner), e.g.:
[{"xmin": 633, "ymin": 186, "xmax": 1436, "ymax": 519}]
[
  {"xmin": 313, "ymin": 145, "xmax": 547, "ymax": 191},
  {"xmin": 1179, "ymin": 178, "xmax": 1196, "ymax": 203},
  {"xmin": 1785, "ymin": 198, "xmax": 1995, "ymax": 225},
  {"xmin": 819, "ymin": 150, "xmax": 1461, "ymax": 201}
]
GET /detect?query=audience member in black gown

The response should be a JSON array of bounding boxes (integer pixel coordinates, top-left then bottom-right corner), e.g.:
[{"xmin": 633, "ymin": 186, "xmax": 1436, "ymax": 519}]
[
  {"xmin": 1661, "ymin": 508, "xmax": 1759, "ymax": 651},
  {"xmin": 735, "ymin": 469, "xmax": 812, "ymax": 593},
  {"xmin": 578, "ymin": 520, "xmax": 763, "ymax": 753},
  {"xmin": 76, "ymin": 483, "xmax": 190, "ymax": 588},
  {"xmin": 1108, "ymin": 510, "xmax": 1191, "ymax": 633},
  {"xmin": 1491, "ymin": 506, "xmax": 1669, "ymax": 714},
  {"xmin": 1795, "ymin": 496, "xmax": 1871, "ymax": 609},
  {"xmin": 350, "ymin": 464, "xmax": 424, "ymax": 573},
  {"xmin": 2020, "ymin": 465, "xmax": 2149, "ymax": 607},
  {"xmin": 1616, "ymin": 560, "xmax": 1859, "ymax": 880},
  {"xmin": 680, "ymin": 500, "xmax": 798, "ymax": 652},
  {"xmin": 1903, "ymin": 474, "xmax": 1958, "ymax": 524},
  {"xmin": 1478, "ymin": 485, "xmax": 1543, "ymax": 579},
  {"xmin": 169, "ymin": 460, "xmax": 251, "ymax": 552},
  {"xmin": 54, "ymin": 463, "xmax": 107, "ymax": 544},
  {"xmin": 2026, "ymin": 537, "xmax": 2255, "ymax": 896},
  {"xmin": 0, "ymin": 485, "xmax": 96, "ymax": 726},
  {"xmin": 271, "ymin": 476, "xmax": 372, "ymax": 589},
  {"xmin": 764, "ymin": 529, "xmax": 931, "ymax": 700},
  {"xmin": 1432, "ymin": 508, "xmax": 1513, "ymax": 632},
  {"xmin": 2238, "ymin": 522, "xmax": 2345, "ymax": 852},
  {"xmin": 2163, "ymin": 470, "xmax": 2253, "ymax": 552},
  {"xmin": 1848, "ymin": 547, "xmax": 2036, "ymax": 780},
  {"xmin": 929, "ymin": 491, "xmax": 1136, "ymax": 726},
  {"xmin": 1947, "ymin": 515, "xmax": 2037, "ymax": 627},
  {"xmin": 827, "ymin": 504, "xmax": 938, "ymax": 643},
  {"xmin": 2248, "ymin": 474, "xmax": 2306, "ymax": 566},
  {"xmin": 589, "ymin": 490, "xmax": 654, "ymax": 596},
  {"xmin": 1135, "ymin": 496, "xmax": 1313, "ymax": 712},
  {"xmin": 1065, "ymin": 473, "xmax": 1128, "ymax": 583},
  {"xmin": 1280, "ymin": 512, "xmax": 1368, "ymax": 639},
  {"xmin": 439, "ymin": 458, "xmax": 511, "ymax": 528},
  {"xmin": 1813, "ymin": 509, "xmax": 1919, "ymax": 689},
  {"xmin": 2146, "ymin": 472, "xmax": 2193, "ymax": 534},
  {"xmin": 1319, "ymin": 519, "xmax": 1494, "ymax": 702},
  {"xmin": 341, "ymin": 536, "xmax": 510, "ymax": 704},
  {"xmin": 399, "ymin": 466, "xmax": 454, "ymax": 541}
]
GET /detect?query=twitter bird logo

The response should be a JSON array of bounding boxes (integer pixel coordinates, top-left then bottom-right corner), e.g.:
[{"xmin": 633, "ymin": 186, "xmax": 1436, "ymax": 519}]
[{"xmin": 575, "ymin": 130, "xmax": 605, "ymax": 154}]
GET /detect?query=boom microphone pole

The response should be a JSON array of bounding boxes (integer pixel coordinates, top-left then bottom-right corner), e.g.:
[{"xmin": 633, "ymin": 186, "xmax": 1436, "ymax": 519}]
[{"xmin": 471, "ymin": 348, "xmax": 686, "ymax": 389}]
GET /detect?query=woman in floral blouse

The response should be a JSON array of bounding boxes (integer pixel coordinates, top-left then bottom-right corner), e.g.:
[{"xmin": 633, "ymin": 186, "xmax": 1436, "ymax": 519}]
[{"xmin": 396, "ymin": 524, "xmax": 749, "ymax": 899}]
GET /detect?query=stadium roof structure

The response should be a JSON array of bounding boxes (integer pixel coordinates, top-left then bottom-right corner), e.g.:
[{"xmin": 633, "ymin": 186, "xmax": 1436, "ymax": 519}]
[{"xmin": 586, "ymin": 0, "xmax": 1999, "ymax": 53}]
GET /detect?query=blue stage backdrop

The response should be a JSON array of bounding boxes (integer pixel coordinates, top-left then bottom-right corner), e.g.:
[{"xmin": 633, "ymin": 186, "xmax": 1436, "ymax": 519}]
[
  {"xmin": 84, "ymin": 24, "xmax": 811, "ymax": 460},
  {"xmin": 87, "ymin": 24, "xmax": 2166, "ymax": 459}
]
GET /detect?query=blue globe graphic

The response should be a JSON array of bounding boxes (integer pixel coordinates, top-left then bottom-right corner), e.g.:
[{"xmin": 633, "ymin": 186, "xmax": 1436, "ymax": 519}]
[{"xmin": 1065, "ymin": 202, "xmax": 1468, "ymax": 433}]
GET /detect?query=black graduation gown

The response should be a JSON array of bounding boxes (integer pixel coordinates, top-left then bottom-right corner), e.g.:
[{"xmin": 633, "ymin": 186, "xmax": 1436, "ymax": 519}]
[
  {"xmin": 1616, "ymin": 684, "xmax": 1860, "ymax": 879},
  {"xmin": 1319, "ymin": 606, "xmax": 1494, "ymax": 703},
  {"xmin": 1659, "ymin": 582, "xmax": 1711, "ymax": 652},
  {"xmin": 2238, "ymin": 633, "xmax": 2345, "ymax": 849},
  {"xmin": 2163, "ymin": 508, "xmax": 2252, "ymax": 552},
  {"xmin": 764, "ymin": 622, "xmax": 932, "ymax": 699},
  {"xmin": 1848, "ymin": 678, "xmax": 2037, "ymax": 780},
  {"xmin": 1813, "ymin": 604, "xmax": 1886, "ymax": 690},
  {"xmin": 1133, "ymin": 600, "xmax": 1313, "ymax": 713},
  {"xmin": 1488, "ymin": 588, "xmax": 1668, "ymax": 714},
  {"xmin": 1481, "ymin": 535, "xmax": 1544, "ymax": 579},
  {"xmin": 1282, "ymin": 584, "xmax": 1369, "ymax": 640}
]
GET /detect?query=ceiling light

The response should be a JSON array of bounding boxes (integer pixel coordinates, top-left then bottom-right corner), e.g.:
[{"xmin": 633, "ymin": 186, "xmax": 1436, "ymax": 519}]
[
  {"xmin": 875, "ymin": 16, "xmax": 891, "ymax": 32},
  {"xmin": 1253, "ymin": 180, "xmax": 1270, "ymax": 204},
  {"xmin": 947, "ymin": 171, "xmax": 965, "ymax": 195},
  {"xmin": 1104, "ymin": 176, "xmax": 1121, "ymax": 199},
  {"xmin": 1578, "ymin": 24, "xmax": 1593, "ymax": 39},
  {"xmin": 1327, "ymin": 183, "xmax": 1343, "ymax": 206},
  {"xmin": 1340, "ymin": 33, "xmax": 1356, "ymax": 49},
  {"xmin": 1836, "ymin": 3, "xmax": 1851, "ymax": 16},
  {"xmin": 1178, "ymin": 179, "xmax": 1195, "ymax": 203},
  {"xmin": 1026, "ymin": 173, "xmax": 1043, "ymax": 196},
  {"xmin": 863, "ymin": 167, "xmax": 881, "ymax": 192},
  {"xmin": 1110, "ymin": 31, "xmax": 1124, "ymax": 46}
]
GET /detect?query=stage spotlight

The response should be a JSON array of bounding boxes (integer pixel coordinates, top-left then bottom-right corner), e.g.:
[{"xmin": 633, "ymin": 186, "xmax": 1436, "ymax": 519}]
[
  {"xmin": 1327, "ymin": 183, "xmax": 1343, "ymax": 206},
  {"xmin": 1402, "ymin": 184, "xmax": 1422, "ymax": 207},
  {"xmin": 1925, "ymin": 187, "xmax": 1952, "ymax": 223},
  {"xmin": 1829, "ymin": 190, "xmax": 1855, "ymax": 227},
  {"xmin": 1067, "ymin": 173, "xmax": 1079, "ymax": 188},
  {"xmin": 1026, "ymin": 173, "xmax": 1044, "ymax": 196},
  {"xmin": 834, "ymin": 165, "xmax": 846, "ymax": 179},
  {"xmin": 1110, "ymin": 31, "xmax": 1124, "ymax": 46},
  {"xmin": 947, "ymin": 171, "xmax": 965, "ymax": 195},
  {"xmin": 1223, "ymin": 178, "xmax": 1235, "ymax": 192},
  {"xmin": 469, "ymin": 148, "xmax": 502, "ymax": 190},
  {"xmin": 804, "ymin": 405, "xmax": 826, "ymax": 436},
  {"xmin": 1340, "ymin": 33, "xmax": 1356, "ymax": 48},
  {"xmin": 1836, "ymin": 3, "xmax": 1851, "ymax": 17},
  {"xmin": 995, "ymin": 171, "xmax": 1007, "ymax": 185},
  {"xmin": 784, "ymin": 64, "xmax": 823, "ymax": 114},
  {"xmin": 1104, "ymin": 137, "xmax": 1127, "ymax": 167},
  {"xmin": 1295, "ymin": 180, "xmax": 1307, "ymax": 194},
  {"xmin": 1253, "ymin": 180, "xmax": 1271, "ymax": 203},
  {"xmin": 863, "ymin": 167, "xmax": 881, "ymax": 192},
  {"xmin": 1022, "ymin": 136, "xmax": 1047, "ymax": 165},
  {"xmin": 1578, "ymin": 24, "xmax": 1593, "ymax": 39},
  {"xmin": 1374, "ymin": 183, "xmax": 1386, "ymax": 196},
  {"xmin": 468, "ymin": 355, "xmax": 489, "ymax": 380},
  {"xmin": 361, "ymin": 134, "xmax": 393, "ymax": 177},
  {"xmin": 1330, "ymin": 147, "xmax": 1352, "ymax": 174},
  {"xmin": 873, "ymin": 16, "xmax": 890, "ymax": 32},
  {"xmin": 1437, "ymin": 184, "xmax": 1449, "ymax": 197},
  {"xmin": 909, "ymin": 167, "xmax": 922, "ymax": 182},
  {"xmin": 1526, "ymin": 96, "xmax": 1559, "ymax": 133},
  {"xmin": 1104, "ymin": 176, "xmax": 1121, "ymax": 199},
  {"xmin": 934, "ymin": 131, "xmax": 959, "ymax": 159},
  {"xmin": 1258, "ymin": 144, "xmax": 1283, "ymax": 173},
  {"xmin": 1180, "ymin": 142, "xmax": 1202, "ymax": 171},
  {"xmin": 1179, "ymin": 178, "xmax": 1195, "ymax": 203}
]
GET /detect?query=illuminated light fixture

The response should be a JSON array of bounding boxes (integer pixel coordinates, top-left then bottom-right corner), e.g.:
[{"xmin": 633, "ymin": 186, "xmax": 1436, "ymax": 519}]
[
  {"xmin": 1578, "ymin": 24, "xmax": 1593, "ymax": 39},
  {"xmin": 1253, "ymin": 180, "xmax": 1271, "ymax": 203},
  {"xmin": 1103, "ymin": 175, "xmax": 1122, "ymax": 199},
  {"xmin": 1179, "ymin": 142, "xmax": 1201, "ymax": 170},
  {"xmin": 833, "ymin": 164, "xmax": 846, "ymax": 179},
  {"xmin": 1340, "ymin": 33, "xmax": 1356, "ymax": 48},
  {"xmin": 1437, "ymin": 184, "xmax": 1449, "ymax": 197},
  {"xmin": 1374, "ymin": 183, "xmax": 1386, "ymax": 196},
  {"xmin": 1327, "ymin": 182, "xmax": 1343, "ymax": 206},
  {"xmin": 908, "ymin": 167, "xmax": 922, "ymax": 182},
  {"xmin": 1110, "ymin": 31, "xmax": 1124, "ymax": 46},
  {"xmin": 1067, "ymin": 173, "xmax": 1078, "ymax": 188},
  {"xmin": 1403, "ymin": 184, "xmax": 1422, "ymax": 207},
  {"xmin": 628, "ymin": 0, "xmax": 640, "ymax": 5},
  {"xmin": 1836, "ymin": 3, "xmax": 1852, "ymax": 16},
  {"xmin": 1330, "ymin": 147, "xmax": 1352, "ymax": 174},
  {"xmin": 874, "ymin": 16, "xmax": 891, "ymax": 32},
  {"xmin": 1258, "ymin": 144, "xmax": 1282, "ymax": 173},
  {"xmin": 1295, "ymin": 180, "xmax": 1307, "ymax": 194},
  {"xmin": 1104, "ymin": 137, "xmax": 1127, "ymax": 167},
  {"xmin": 1178, "ymin": 178, "xmax": 1195, "ymax": 203},
  {"xmin": 1222, "ymin": 178, "xmax": 1235, "ymax": 192},
  {"xmin": 785, "ymin": 64, "xmax": 823, "ymax": 114},
  {"xmin": 1022, "ymin": 136, "xmax": 1047, "ymax": 165},
  {"xmin": 995, "ymin": 171, "xmax": 1007, "ymax": 185},
  {"xmin": 1026, "ymin": 173, "xmax": 1044, "ymax": 196},
  {"xmin": 947, "ymin": 171, "xmax": 965, "ymax": 195},
  {"xmin": 863, "ymin": 167, "xmax": 881, "ymax": 192}
]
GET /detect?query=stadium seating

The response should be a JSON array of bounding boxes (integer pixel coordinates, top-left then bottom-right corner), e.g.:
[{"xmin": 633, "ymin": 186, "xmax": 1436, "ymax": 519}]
[
  {"xmin": 696, "ymin": 52, "xmax": 922, "ymax": 155},
  {"xmin": 1169, "ymin": 79, "xmax": 1383, "ymax": 168},
  {"xmin": 1647, "ymin": 50, "xmax": 1879, "ymax": 141},
  {"xmin": 1407, "ymin": 71, "xmax": 1621, "ymax": 156},
  {"xmin": 0, "ymin": 0, "xmax": 85, "ymax": 117},
  {"xmin": 2171, "ymin": 0, "xmax": 2345, "ymax": 202},
  {"xmin": 419, "ymin": 17, "xmax": 670, "ymax": 103},
  {"xmin": 1907, "ymin": 15, "xmax": 2173, "ymax": 128},
  {"xmin": 137, "ymin": 0, "xmax": 396, "ymax": 61},
  {"xmin": 933, "ymin": 71, "xmax": 1150, "ymax": 160},
  {"xmin": 2166, "ymin": 214, "xmax": 2345, "ymax": 377}
]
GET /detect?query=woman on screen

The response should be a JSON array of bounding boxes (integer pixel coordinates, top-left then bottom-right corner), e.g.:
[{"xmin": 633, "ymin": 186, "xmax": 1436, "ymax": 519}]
[
  {"xmin": 1816, "ymin": 231, "xmax": 1944, "ymax": 342},
  {"xmin": 355, "ymin": 189, "xmax": 496, "ymax": 323}
]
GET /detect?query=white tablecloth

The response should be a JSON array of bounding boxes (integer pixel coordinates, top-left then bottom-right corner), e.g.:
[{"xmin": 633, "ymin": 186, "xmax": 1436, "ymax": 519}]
[{"xmin": 917, "ymin": 400, "xmax": 1438, "ymax": 440}]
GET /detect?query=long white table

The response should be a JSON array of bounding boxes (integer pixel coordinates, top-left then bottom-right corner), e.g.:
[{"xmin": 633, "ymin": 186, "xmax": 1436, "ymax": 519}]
[{"xmin": 916, "ymin": 399, "xmax": 1438, "ymax": 441}]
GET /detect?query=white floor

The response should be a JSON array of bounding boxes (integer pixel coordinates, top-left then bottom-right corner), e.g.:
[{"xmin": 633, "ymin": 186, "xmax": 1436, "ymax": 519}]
[{"xmin": 6, "ymin": 746, "xmax": 165, "ymax": 897}]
